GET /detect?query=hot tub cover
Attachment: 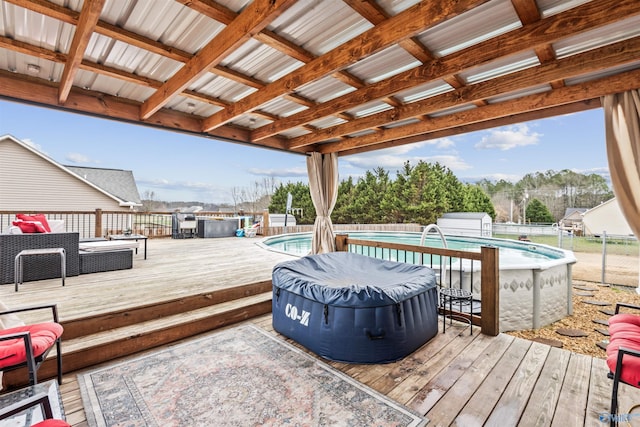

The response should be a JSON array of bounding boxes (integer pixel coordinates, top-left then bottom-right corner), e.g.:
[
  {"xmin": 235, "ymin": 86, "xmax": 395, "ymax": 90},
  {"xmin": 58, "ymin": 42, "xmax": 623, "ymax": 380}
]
[{"xmin": 272, "ymin": 252, "xmax": 436, "ymax": 307}]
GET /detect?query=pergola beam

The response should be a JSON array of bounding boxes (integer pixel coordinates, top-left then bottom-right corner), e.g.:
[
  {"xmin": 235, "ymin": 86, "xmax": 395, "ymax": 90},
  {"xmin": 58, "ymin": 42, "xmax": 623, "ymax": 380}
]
[{"xmin": 202, "ymin": 0, "xmax": 489, "ymax": 131}]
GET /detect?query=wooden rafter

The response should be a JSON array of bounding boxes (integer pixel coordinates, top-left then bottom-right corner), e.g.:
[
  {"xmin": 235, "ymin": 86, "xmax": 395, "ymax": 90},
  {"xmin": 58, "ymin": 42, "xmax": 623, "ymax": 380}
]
[
  {"xmin": 287, "ymin": 36, "xmax": 640, "ymax": 148},
  {"xmin": 252, "ymin": 0, "xmax": 639, "ymax": 142},
  {"xmin": 139, "ymin": 0, "xmax": 298, "ymax": 120},
  {"xmin": 57, "ymin": 0, "xmax": 105, "ymax": 104},
  {"xmin": 316, "ymin": 68, "xmax": 640, "ymax": 154},
  {"xmin": 201, "ymin": 0, "xmax": 489, "ymax": 131}
]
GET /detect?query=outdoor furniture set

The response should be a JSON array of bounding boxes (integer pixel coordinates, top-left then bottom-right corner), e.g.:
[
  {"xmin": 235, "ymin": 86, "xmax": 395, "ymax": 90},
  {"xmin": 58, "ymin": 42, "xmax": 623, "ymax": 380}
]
[{"xmin": 1, "ymin": 214, "xmax": 142, "ymax": 288}]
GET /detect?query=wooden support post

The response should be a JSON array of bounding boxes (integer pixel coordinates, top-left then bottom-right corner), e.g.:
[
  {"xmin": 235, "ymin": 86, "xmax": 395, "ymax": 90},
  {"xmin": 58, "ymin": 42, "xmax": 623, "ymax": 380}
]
[
  {"xmin": 480, "ymin": 245, "xmax": 500, "ymax": 336},
  {"xmin": 95, "ymin": 208, "xmax": 103, "ymax": 238},
  {"xmin": 335, "ymin": 234, "xmax": 348, "ymax": 252},
  {"xmin": 262, "ymin": 210, "xmax": 269, "ymax": 236}
]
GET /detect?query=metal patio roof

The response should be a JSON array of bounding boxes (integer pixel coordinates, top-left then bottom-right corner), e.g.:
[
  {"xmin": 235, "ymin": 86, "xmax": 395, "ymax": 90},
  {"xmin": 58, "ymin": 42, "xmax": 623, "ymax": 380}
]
[{"xmin": 0, "ymin": 0, "xmax": 639, "ymax": 157}]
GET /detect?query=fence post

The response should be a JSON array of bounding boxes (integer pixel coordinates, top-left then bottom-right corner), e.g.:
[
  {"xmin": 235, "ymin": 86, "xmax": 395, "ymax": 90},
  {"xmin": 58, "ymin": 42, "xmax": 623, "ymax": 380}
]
[
  {"xmin": 480, "ymin": 246, "xmax": 500, "ymax": 336},
  {"xmin": 95, "ymin": 209, "xmax": 103, "ymax": 238},
  {"xmin": 601, "ymin": 231, "xmax": 607, "ymax": 284},
  {"xmin": 335, "ymin": 234, "xmax": 348, "ymax": 252}
]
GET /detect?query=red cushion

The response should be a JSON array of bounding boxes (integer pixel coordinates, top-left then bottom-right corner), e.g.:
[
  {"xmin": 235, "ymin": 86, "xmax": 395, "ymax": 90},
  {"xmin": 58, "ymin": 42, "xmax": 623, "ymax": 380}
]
[
  {"xmin": 33, "ymin": 420, "xmax": 71, "ymax": 427},
  {"xmin": 607, "ymin": 317, "xmax": 640, "ymax": 387},
  {"xmin": 12, "ymin": 220, "xmax": 47, "ymax": 233},
  {"xmin": 16, "ymin": 214, "xmax": 51, "ymax": 232},
  {"xmin": 609, "ymin": 313, "xmax": 640, "ymax": 327},
  {"xmin": 0, "ymin": 323, "xmax": 63, "ymax": 368}
]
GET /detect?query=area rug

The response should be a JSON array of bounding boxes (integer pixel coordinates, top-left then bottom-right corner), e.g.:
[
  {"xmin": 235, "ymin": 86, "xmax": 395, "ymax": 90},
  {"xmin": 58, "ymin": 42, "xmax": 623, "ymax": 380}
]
[{"xmin": 78, "ymin": 324, "xmax": 425, "ymax": 427}]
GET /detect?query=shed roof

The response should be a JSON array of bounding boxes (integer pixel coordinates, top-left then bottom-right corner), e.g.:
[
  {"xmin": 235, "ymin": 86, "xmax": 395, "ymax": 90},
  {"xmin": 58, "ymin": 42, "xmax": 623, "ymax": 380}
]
[
  {"xmin": 440, "ymin": 212, "xmax": 491, "ymax": 220},
  {"xmin": 0, "ymin": 0, "xmax": 638, "ymax": 157}
]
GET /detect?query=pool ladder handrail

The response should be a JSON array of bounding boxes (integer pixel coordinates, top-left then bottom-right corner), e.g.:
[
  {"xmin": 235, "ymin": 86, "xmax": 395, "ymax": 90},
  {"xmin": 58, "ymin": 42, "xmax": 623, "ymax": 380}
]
[{"xmin": 420, "ymin": 224, "xmax": 448, "ymax": 286}]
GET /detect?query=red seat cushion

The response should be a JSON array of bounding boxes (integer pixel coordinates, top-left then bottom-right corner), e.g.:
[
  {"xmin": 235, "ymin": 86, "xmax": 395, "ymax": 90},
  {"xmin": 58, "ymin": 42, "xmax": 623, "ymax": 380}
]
[
  {"xmin": 16, "ymin": 214, "xmax": 51, "ymax": 232},
  {"xmin": 0, "ymin": 323, "xmax": 63, "ymax": 368},
  {"xmin": 607, "ymin": 315, "xmax": 640, "ymax": 387},
  {"xmin": 33, "ymin": 420, "xmax": 71, "ymax": 427}
]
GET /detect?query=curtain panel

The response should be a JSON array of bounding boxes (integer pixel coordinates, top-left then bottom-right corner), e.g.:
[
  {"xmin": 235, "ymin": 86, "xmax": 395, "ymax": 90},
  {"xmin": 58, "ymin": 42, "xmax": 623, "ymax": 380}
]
[
  {"xmin": 307, "ymin": 152, "xmax": 338, "ymax": 254},
  {"xmin": 603, "ymin": 90, "xmax": 640, "ymax": 239}
]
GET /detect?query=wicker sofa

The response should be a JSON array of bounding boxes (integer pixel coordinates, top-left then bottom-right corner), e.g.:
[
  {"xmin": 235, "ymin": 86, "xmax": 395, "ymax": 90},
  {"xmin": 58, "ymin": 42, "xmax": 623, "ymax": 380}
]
[{"xmin": 0, "ymin": 233, "xmax": 80, "ymax": 285}]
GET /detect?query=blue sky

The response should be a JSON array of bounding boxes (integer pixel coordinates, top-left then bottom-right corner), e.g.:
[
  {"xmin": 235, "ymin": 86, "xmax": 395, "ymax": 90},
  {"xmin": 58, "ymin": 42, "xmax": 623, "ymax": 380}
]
[{"xmin": 1, "ymin": 99, "xmax": 609, "ymax": 204}]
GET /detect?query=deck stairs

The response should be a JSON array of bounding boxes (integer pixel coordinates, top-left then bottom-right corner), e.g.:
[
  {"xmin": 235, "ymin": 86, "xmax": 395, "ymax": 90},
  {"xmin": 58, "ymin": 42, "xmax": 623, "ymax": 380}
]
[{"xmin": 3, "ymin": 281, "xmax": 273, "ymax": 389}]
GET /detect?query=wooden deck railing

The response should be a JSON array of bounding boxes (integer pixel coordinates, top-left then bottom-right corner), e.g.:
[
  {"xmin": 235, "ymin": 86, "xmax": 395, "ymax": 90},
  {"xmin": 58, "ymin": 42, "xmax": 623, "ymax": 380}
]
[
  {"xmin": 335, "ymin": 234, "xmax": 500, "ymax": 336},
  {"xmin": 0, "ymin": 210, "xmax": 253, "ymax": 239}
]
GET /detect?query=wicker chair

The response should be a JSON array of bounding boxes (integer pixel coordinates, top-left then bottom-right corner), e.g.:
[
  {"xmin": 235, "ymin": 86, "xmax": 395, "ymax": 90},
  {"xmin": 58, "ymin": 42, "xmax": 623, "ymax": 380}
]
[{"xmin": 0, "ymin": 233, "xmax": 80, "ymax": 285}]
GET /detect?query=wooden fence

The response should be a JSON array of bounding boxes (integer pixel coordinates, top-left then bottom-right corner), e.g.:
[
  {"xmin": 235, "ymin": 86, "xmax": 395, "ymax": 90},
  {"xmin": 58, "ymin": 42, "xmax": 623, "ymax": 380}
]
[{"xmin": 335, "ymin": 234, "xmax": 500, "ymax": 336}]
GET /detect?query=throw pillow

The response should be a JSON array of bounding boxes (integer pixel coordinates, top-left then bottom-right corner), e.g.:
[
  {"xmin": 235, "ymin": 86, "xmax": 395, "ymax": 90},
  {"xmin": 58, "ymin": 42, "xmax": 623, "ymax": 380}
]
[
  {"xmin": 12, "ymin": 220, "xmax": 47, "ymax": 233},
  {"xmin": 16, "ymin": 213, "xmax": 51, "ymax": 232}
]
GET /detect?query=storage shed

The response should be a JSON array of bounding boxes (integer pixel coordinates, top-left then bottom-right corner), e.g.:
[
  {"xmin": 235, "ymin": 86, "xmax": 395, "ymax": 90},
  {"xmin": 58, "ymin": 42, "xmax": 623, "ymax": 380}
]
[
  {"xmin": 436, "ymin": 212, "xmax": 492, "ymax": 237},
  {"xmin": 582, "ymin": 198, "xmax": 634, "ymax": 237}
]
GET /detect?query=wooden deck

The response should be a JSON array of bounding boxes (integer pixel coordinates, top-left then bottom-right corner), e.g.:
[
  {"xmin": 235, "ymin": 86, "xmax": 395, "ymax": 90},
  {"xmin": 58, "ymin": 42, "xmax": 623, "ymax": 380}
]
[{"xmin": 0, "ymin": 237, "xmax": 637, "ymax": 426}]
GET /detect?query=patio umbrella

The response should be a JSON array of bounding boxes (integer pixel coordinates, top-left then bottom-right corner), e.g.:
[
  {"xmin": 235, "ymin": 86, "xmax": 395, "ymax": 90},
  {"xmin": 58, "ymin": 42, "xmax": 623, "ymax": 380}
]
[
  {"xmin": 603, "ymin": 90, "xmax": 640, "ymax": 239},
  {"xmin": 307, "ymin": 152, "xmax": 338, "ymax": 254}
]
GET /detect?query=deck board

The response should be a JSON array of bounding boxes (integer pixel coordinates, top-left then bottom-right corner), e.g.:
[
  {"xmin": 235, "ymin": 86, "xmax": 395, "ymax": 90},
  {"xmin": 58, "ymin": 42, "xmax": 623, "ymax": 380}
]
[{"xmin": 0, "ymin": 237, "xmax": 636, "ymax": 426}]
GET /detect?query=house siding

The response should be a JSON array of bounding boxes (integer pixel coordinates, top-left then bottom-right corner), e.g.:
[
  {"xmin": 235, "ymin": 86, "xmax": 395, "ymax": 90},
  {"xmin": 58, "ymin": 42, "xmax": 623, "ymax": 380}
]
[{"xmin": 0, "ymin": 138, "xmax": 125, "ymax": 211}]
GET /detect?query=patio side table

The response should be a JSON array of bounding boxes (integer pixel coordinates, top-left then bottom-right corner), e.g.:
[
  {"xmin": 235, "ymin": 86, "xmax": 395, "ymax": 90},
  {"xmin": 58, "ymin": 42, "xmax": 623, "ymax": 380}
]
[
  {"xmin": 108, "ymin": 234, "xmax": 148, "ymax": 260},
  {"xmin": 0, "ymin": 380, "xmax": 65, "ymax": 425},
  {"xmin": 14, "ymin": 248, "xmax": 66, "ymax": 291}
]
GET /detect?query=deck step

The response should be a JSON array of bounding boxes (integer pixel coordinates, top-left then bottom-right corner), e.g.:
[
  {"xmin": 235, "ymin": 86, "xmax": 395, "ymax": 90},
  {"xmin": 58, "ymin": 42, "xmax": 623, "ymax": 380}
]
[{"xmin": 3, "ymin": 288, "xmax": 273, "ymax": 389}]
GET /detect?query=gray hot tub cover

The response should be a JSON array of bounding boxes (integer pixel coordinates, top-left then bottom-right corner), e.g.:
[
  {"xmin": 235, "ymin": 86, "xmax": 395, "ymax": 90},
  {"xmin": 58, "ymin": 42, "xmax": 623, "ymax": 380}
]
[{"xmin": 272, "ymin": 251, "xmax": 436, "ymax": 307}]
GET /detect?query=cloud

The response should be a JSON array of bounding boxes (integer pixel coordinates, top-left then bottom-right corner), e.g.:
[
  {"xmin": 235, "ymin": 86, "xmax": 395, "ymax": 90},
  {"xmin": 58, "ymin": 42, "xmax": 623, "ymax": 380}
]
[
  {"xmin": 345, "ymin": 153, "xmax": 471, "ymax": 172},
  {"xmin": 475, "ymin": 124, "xmax": 541, "ymax": 150},
  {"xmin": 21, "ymin": 138, "xmax": 47, "ymax": 154},
  {"xmin": 65, "ymin": 152, "xmax": 95, "ymax": 164}
]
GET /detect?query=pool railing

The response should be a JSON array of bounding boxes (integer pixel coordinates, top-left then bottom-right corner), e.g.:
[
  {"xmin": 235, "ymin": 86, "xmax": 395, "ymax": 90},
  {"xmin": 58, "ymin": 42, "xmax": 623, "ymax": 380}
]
[{"xmin": 335, "ymin": 234, "xmax": 500, "ymax": 336}]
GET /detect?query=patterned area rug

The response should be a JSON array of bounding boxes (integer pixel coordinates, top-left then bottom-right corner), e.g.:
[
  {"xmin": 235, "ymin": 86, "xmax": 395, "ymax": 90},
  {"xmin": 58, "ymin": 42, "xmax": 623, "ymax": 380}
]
[{"xmin": 78, "ymin": 324, "xmax": 425, "ymax": 426}]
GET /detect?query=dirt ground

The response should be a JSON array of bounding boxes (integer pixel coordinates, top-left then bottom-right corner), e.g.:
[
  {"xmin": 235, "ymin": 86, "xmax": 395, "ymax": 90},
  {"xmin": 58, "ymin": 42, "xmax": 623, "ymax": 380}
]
[{"xmin": 506, "ymin": 252, "xmax": 640, "ymax": 358}]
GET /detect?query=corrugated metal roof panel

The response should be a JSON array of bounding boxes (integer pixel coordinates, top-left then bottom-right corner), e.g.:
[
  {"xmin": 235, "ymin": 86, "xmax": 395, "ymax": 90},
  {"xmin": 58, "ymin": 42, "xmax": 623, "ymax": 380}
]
[
  {"xmin": 2, "ymin": 2, "xmax": 74, "ymax": 53},
  {"xmin": 279, "ymin": 127, "xmax": 311, "ymax": 138},
  {"xmin": 553, "ymin": 15, "xmax": 640, "ymax": 59},
  {"xmin": 394, "ymin": 81, "xmax": 454, "ymax": 104},
  {"xmin": 383, "ymin": 118, "xmax": 421, "ymax": 129},
  {"xmin": 459, "ymin": 51, "xmax": 540, "ymax": 84},
  {"xmin": 417, "ymin": 0, "xmax": 521, "ymax": 57},
  {"xmin": 376, "ymin": 0, "xmax": 422, "ymax": 16},
  {"xmin": 308, "ymin": 116, "xmax": 347, "ymax": 129},
  {"xmin": 259, "ymin": 97, "xmax": 308, "ymax": 118},
  {"xmin": 164, "ymin": 95, "xmax": 223, "ymax": 117},
  {"xmin": 190, "ymin": 73, "xmax": 257, "ymax": 103},
  {"xmin": 537, "ymin": 0, "xmax": 593, "ymax": 18},
  {"xmin": 221, "ymin": 39, "xmax": 304, "ymax": 83},
  {"xmin": 346, "ymin": 45, "xmax": 421, "ymax": 84},
  {"xmin": 486, "ymin": 84, "xmax": 552, "ymax": 104},
  {"xmin": 296, "ymin": 76, "xmax": 356, "ymax": 103},
  {"xmin": 346, "ymin": 100, "xmax": 393, "ymax": 118},
  {"xmin": 0, "ymin": 50, "xmax": 60, "ymax": 82},
  {"xmin": 565, "ymin": 60, "xmax": 640, "ymax": 86},
  {"xmin": 346, "ymin": 129, "xmax": 376, "ymax": 138},
  {"xmin": 231, "ymin": 114, "xmax": 271, "ymax": 129},
  {"xmin": 74, "ymin": 69, "xmax": 155, "ymax": 102},
  {"xmin": 428, "ymin": 104, "xmax": 477, "ymax": 118},
  {"xmin": 267, "ymin": 0, "xmax": 372, "ymax": 56}
]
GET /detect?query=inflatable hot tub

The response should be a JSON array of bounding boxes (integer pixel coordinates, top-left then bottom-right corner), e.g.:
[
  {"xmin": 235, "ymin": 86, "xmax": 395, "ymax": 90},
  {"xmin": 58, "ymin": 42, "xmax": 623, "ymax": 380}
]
[{"xmin": 272, "ymin": 252, "xmax": 439, "ymax": 363}]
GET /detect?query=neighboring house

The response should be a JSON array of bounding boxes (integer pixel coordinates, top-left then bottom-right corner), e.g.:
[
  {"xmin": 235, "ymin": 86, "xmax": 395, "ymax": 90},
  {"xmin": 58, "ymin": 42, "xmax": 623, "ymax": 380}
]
[
  {"xmin": 0, "ymin": 134, "xmax": 142, "ymax": 212},
  {"xmin": 437, "ymin": 212, "xmax": 493, "ymax": 237},
  {"xmin": 559, "ymin": 207, "xmax": 588, "ymax": 234},
  {"xmin": 582, "ymin": 198, "xmax": 634, "ymax": 237}
]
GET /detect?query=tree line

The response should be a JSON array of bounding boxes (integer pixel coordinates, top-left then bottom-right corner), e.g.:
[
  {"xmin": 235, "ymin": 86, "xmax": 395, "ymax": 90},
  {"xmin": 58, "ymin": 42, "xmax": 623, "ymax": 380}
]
[
  {"xmin": 269, "ymin": 162, "xmax": 613, "ymax": 225},
  {"xmin": 269, "ymin": 161, "xmax": 495, "ymax": 225}
]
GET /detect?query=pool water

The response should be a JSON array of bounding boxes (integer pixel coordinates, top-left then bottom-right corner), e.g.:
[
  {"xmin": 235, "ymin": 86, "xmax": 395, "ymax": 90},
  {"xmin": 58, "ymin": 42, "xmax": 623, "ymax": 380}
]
[{"xmin": 260, "ymin": 231, "xmax": 566, "ymax": 268}]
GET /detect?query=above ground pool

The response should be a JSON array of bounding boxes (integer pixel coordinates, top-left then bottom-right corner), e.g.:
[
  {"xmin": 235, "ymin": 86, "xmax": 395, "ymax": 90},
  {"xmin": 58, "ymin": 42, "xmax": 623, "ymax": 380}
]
[{"xmin": 259, "ymin": 231, "xmax": 577, "ymax": 332}]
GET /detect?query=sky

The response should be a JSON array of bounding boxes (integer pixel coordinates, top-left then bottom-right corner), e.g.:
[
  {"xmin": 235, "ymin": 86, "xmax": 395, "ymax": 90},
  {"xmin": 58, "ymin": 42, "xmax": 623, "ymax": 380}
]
[{"xmin": 0, "ymin": 99, "xmax": 610, "ymax": 204}]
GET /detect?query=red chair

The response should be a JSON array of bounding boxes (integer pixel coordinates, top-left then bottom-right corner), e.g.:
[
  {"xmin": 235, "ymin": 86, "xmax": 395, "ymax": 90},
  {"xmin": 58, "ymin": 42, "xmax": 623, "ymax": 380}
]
[
  {"xmin": 606, "ymin": 302, "xmax": 640, "ymax": 426},
  {"xmin": 0, "ymin": 304, "xmax": 63, "ymax": 386}
]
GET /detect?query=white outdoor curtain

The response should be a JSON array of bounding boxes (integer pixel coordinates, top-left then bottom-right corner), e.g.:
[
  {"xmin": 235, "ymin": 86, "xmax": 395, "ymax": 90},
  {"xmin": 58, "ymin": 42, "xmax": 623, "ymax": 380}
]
[
  {"xmin": 307, "ymin": 152, "xmax": 339, "ymax": 254},
  {"xmin": 603, "ymin": 90, "xmax": 640, "ymax": 239}
]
